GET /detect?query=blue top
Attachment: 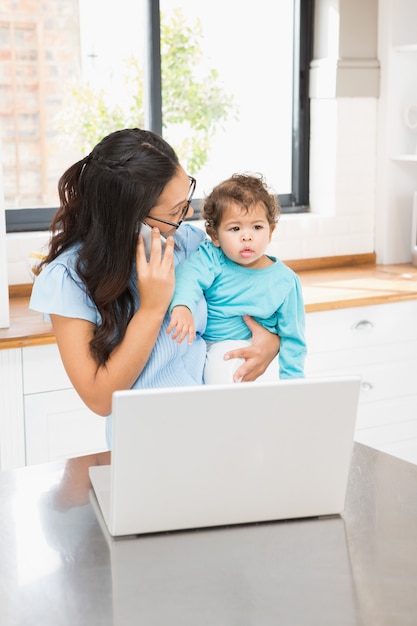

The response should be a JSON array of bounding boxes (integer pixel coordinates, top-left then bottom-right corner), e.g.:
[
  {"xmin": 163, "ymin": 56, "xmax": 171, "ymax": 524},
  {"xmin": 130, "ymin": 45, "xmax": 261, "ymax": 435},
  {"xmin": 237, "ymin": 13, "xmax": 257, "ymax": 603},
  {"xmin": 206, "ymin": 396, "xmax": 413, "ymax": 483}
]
[
  {"xmin": 170, "ymin": 239, "xmax": 307, "ymax": 378},
  {"xmin": 30, "ymin": 224, "xmax": 208, "ymax": 446}
]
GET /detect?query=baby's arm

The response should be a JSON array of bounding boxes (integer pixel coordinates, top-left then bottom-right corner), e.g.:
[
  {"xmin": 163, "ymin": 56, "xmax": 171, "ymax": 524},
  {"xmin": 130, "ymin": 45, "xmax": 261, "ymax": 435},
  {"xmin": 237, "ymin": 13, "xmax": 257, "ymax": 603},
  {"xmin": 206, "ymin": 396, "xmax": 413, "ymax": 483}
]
[
  {"xmin": 276, "ymin": 275, "xmax": 307, "ymax": 378},
  {"xmin": 167, "ymin": 305, "xmax": 196, "ymax": 344},
  {"xmin": 168, "ymin": 241, "xmax": 219, "ymax": 345}
]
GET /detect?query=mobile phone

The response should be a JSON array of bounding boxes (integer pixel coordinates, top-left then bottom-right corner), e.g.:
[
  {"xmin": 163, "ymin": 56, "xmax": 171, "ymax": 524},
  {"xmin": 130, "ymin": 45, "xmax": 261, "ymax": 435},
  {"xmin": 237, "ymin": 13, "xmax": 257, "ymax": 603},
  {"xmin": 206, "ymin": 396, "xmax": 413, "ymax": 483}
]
[{"xmin": 139, "ymin": 222, "xmax": 166, "ymax": 259}]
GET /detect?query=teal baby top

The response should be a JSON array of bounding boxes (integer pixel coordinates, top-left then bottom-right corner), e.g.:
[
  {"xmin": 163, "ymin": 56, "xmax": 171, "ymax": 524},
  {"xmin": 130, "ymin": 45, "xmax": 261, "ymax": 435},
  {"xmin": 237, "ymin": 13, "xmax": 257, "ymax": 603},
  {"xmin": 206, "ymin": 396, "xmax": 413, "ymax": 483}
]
[{"xmin": 170, "ymin": 239, "xmax": 307, "ymax": 378}]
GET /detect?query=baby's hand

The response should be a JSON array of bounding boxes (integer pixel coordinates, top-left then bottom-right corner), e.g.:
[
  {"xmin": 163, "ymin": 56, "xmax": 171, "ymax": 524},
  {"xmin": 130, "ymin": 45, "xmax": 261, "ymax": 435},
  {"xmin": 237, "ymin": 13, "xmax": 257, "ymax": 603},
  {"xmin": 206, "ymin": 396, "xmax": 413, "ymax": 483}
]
[{"xmin": 167, "ymin": 306, "xmax": 196, "ymax": 344}]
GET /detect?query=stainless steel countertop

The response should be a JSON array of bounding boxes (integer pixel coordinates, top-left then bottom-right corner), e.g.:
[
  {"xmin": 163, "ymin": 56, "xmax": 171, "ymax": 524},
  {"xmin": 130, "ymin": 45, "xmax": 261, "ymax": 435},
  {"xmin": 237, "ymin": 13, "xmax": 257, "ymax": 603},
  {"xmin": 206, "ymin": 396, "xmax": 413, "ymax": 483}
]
[{"xmin": 1, "ymin": 443, "xmax": 416, "ymax": 625}]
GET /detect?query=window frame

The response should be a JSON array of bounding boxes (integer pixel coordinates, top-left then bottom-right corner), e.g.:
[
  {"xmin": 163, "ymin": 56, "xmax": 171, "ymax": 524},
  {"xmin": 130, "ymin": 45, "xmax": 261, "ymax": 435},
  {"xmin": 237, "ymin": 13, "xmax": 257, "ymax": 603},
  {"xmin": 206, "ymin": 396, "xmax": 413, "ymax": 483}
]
[{"xmin": 5, "ymin": 0, "xmax": 313, "ymax": 233}]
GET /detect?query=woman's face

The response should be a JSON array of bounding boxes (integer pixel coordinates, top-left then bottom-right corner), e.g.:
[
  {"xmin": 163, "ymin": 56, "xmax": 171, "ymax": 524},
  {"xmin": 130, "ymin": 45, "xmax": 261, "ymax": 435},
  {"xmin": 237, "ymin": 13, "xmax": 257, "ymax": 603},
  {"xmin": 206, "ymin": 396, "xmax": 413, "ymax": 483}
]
[{"xmin": 145, "ymin": 167, "xmax": 195, "ymax": 238}]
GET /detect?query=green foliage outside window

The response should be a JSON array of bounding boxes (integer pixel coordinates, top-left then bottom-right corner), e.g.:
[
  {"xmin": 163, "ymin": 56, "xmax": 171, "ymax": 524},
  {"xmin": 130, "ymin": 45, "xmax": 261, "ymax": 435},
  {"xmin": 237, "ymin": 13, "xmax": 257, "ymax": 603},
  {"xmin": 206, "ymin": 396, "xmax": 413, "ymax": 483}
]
[{"xmin": 56, "ymin": 9, "xmax": 235, "ymax": 174}]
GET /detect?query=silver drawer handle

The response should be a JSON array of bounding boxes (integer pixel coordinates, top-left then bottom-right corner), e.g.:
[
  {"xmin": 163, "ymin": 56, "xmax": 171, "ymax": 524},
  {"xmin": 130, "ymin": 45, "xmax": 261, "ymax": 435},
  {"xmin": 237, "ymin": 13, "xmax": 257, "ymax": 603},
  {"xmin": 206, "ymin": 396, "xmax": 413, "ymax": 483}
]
[
  {"xmin": 351, "ymin": 319, "xmax": 374, "ymax": 331},
  {"xmin": 361, "ymin": 381, "xmax": 374, "ymax": 392}
]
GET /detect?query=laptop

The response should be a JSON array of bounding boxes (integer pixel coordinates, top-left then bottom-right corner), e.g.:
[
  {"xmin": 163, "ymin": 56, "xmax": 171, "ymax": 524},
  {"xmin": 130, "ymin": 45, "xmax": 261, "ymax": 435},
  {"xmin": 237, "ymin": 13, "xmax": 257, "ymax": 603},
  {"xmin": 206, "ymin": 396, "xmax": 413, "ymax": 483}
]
[{"xmin": 89, "ymin": 376, "xmax": 361, "ymax": 537}]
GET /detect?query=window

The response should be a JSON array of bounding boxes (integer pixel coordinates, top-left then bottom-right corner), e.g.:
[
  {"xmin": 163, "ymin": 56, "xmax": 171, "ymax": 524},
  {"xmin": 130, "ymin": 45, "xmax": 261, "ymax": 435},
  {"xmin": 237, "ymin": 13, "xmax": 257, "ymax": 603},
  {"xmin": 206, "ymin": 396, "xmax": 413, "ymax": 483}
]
[
  {"xmin": 0, "ymin": 20, "xmax": 46, "ymax": 206},
  {"xmin": 2, "ymin": 0, "xmax": 312, "ymax": 232}
]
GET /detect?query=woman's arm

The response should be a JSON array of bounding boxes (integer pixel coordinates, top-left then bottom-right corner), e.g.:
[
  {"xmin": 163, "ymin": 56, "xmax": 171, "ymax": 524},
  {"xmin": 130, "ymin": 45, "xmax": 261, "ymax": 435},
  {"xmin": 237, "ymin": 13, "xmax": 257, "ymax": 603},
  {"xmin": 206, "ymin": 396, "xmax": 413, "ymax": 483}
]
[
  {"xmin": 224, "ymin": 315, "xmax": 280, "ymax": 382},
  {"xmin": 51, "ymin": 229, "xmax": 175, "ymax": 416}
]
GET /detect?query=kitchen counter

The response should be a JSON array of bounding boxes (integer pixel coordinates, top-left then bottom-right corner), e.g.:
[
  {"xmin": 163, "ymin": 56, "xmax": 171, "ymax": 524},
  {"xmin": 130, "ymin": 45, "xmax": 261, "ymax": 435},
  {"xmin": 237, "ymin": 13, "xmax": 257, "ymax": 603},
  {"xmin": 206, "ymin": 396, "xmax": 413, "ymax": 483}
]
[
  {"xmin": 296, "ymin": 260, "xmax": 417, "ymax": 312},
  {"xmin": 1, "ymin": 442, "xmax": 416, "ymax": 625},
  {"xmin": 2, "ymin": 258, "xmax": 417, "ymax": 349}
]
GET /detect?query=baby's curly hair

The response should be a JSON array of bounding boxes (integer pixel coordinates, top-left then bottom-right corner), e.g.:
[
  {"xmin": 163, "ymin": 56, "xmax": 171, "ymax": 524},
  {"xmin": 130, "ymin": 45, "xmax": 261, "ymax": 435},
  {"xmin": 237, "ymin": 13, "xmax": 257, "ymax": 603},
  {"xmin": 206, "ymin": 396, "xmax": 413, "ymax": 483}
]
[{"xmin": 202, "ymin": 173, "xmax": 280, "ymax": 239}]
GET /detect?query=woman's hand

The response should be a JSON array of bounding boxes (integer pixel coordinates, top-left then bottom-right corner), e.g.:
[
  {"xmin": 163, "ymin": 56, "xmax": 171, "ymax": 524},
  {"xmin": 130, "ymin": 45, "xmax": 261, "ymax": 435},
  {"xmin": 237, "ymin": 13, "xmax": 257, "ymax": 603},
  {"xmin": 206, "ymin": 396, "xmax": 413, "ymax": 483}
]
[
  {"xmin": 136, "ymin": 227, "xmax": 175, "ymax": 315},
  {"xmin": 224, "ymin": 315, "xmax": 280, "ymax": 382}
]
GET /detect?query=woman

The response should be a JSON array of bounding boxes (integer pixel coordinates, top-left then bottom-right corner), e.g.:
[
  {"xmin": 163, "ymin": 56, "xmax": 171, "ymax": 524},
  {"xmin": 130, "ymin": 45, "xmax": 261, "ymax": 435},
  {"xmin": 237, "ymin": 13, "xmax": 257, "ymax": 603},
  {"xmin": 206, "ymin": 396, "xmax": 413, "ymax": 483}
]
[{"xmin": 30, "ymin": 128, "xmax": 280, "ymax": 445}]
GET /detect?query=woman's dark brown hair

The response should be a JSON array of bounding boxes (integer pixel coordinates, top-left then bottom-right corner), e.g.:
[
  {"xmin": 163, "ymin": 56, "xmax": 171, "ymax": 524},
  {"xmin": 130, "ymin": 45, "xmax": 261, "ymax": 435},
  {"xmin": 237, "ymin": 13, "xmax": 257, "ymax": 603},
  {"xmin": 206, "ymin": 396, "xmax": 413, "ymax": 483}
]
[{"xmin": 40, "ymin": 128, "xmax": 179, "ymax": 367}]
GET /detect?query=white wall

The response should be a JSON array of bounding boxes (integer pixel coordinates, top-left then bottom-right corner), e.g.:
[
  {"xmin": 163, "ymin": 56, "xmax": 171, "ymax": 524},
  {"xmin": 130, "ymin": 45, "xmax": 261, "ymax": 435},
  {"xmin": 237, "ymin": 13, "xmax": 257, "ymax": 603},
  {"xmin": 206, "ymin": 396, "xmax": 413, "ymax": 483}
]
[
  {"xmin": 5, "ymin": 0, "xmax": 417, "ymax": 284},
  {"xmin": 307, "ymin": 0, "xmax": 379, "ymax": 262},
  {"xmin": 0, "ymin": 133, "xmax": 10, "ymax": 327}
]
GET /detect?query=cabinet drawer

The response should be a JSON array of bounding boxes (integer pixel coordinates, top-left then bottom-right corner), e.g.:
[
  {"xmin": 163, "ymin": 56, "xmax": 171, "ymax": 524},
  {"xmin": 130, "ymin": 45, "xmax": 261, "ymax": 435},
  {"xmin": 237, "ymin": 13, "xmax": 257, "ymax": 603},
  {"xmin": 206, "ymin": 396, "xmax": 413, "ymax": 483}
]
[
  {"xmin": 356, "ymin": 417, "xmax": 417, "ymax": 450},
  {"xmin": 24, "ymin": 388, "xmax": 107, "ymax": 465},
  {"xmin": 306, "ymin": 300, "xmax": 417, "ymax": 353},
  {"xmin": 355, "ymin": 394, "xmax": 417, "ymax": 430},
  {"xmin": 305, "ymin": 340, "xmax": 417, "ymax": 374},
  {"xmin": 380, "ymin": 438, "xmax": 417, "ymax": 465},
  {"xmin": 23, "ymin": 344, "xmax": 72, "ymax": 394},
  {"xmin": 306, "ymin": 355, "xmax": 417, "ymax": 404}
]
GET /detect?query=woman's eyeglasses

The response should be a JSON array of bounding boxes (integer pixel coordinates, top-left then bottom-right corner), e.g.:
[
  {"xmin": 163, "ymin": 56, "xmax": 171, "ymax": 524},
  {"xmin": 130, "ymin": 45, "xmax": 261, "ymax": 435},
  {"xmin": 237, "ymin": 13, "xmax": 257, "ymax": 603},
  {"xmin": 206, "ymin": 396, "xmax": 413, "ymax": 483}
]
[{"xmin": 147, "ymin": 176, "xmax": 196, "ymax": 230}]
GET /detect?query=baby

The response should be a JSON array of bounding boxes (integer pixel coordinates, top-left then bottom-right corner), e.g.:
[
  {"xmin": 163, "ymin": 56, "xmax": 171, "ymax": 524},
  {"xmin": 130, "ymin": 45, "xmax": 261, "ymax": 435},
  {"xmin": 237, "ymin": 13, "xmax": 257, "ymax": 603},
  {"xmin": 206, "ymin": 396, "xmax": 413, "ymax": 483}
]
[{"xmin": 167, "ymin": 173, "xmax": 307, "ymax": 383}]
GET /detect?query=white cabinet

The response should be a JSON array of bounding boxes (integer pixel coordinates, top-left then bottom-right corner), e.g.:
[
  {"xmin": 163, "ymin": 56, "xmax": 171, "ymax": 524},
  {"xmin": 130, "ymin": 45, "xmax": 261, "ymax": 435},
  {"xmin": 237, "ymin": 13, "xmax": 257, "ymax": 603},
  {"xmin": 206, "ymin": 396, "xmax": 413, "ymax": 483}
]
[
  {"xmin": 305, "ymin": 300, "xmax": 417, "ymax": 463},
  {"xmin": 0, "ymin": 348, "xmax": 25, "ymax": 469},
  {"xmin": 22, "ymin": 344, "xmax": 107, "ymax": 465},
  {"xmin": 0, "ymin": 343, "xmax": 107, "ymax": 469},
  {"xmin": 24, "ymin": 388, "xmax": 107, "ymax": 465},
  {"xmin": 2, "ymin": 298, "xmax": 417, "ymax": 469},
  {"xmin": 22, "ymin": 342, "xmax": 73, "ymax": 394}
]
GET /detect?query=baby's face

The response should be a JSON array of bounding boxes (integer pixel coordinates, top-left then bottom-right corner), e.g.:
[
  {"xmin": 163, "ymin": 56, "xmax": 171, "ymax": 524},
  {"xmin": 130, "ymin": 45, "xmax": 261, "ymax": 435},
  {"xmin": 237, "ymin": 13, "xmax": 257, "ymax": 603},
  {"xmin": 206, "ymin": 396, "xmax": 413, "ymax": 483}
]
[{"xmin": 211, "ymin": 202, "xmax": 275, "ymax": 269}]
